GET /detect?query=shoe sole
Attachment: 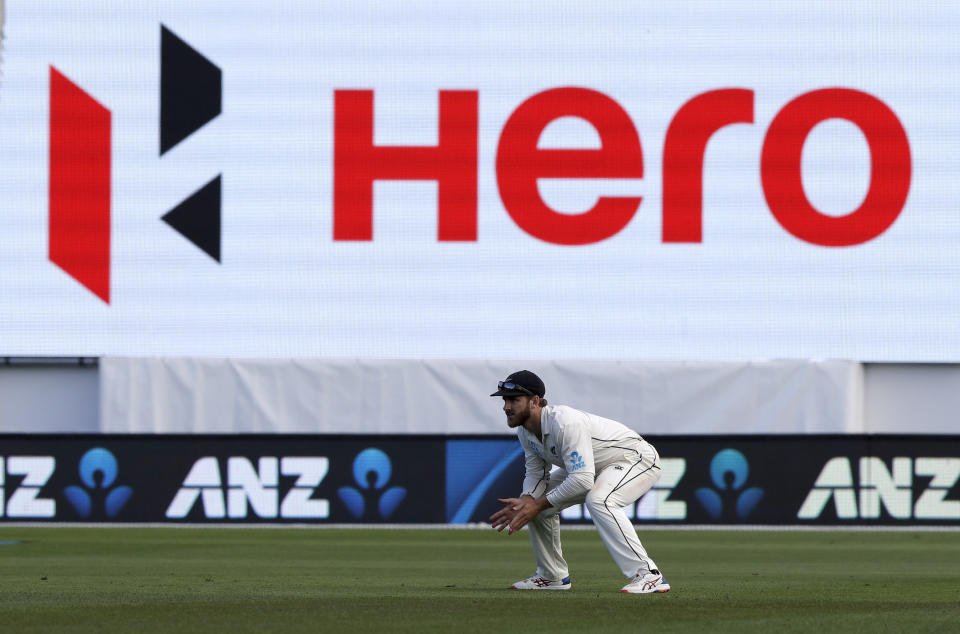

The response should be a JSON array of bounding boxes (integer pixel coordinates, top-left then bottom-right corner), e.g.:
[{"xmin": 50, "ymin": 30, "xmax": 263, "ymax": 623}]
[
  {"xmin": 621, "ymin": 585, "xmax": 670, "ymax": 594},
  {"xmin": 511, "ymin": 585, "xmax": 571, "ymax": 590}
]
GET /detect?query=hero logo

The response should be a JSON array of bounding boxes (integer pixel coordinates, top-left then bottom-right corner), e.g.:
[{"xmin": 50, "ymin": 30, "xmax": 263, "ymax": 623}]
[
  {"xmin": 166, "ymin": 456, "xmax": 329, "ymax": 519},
  {"xmin": 335, "ymin": 87, "xmax": 910, "ymax": 247},
  {"xmin": 52, "ymin": 27, "xmax": 911, "ymax": 303},
  {"xmin": 0, "ymin": 457, "xmax": 56, "ymax": 518},
  {"xmin": 798, "ymin": 457, "xmax": 960, "ymax": 520}
]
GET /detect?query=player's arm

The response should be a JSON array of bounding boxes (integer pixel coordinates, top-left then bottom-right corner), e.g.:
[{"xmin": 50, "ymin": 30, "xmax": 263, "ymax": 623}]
[
  {"xmin": 499, "ymin": 423, "xmax": 599, "ymax": 533},
  {"xmin": 543, "ymin": 420, "xmax": 595, "ymax": 508},
  {"xmin": 490, "ymin": 440, "xmax": 550, "ymax": 532},
  {"xmin": 520, "ymin": 444, "xmax": 551, "ymax": 499}
]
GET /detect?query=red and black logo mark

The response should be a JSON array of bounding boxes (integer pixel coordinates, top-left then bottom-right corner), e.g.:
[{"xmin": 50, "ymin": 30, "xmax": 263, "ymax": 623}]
[{"xmin": 49, "ymin": 24, "xmax": 222, "ymax": 304}]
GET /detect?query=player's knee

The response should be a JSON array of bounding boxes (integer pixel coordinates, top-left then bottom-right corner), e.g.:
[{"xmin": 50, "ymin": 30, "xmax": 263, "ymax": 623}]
[{"xmin": 584, "ymin": 490, "xmax": 608, "ymax": 515}]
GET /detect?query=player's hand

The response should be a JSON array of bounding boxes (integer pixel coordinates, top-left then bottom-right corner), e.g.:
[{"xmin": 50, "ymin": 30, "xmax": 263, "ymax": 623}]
[
  {"xmin": 490, "ymin": 497, "xmax": 523, "ymax": 532},
  {"xmin": 490, "ymin": 496, "xmax": 550, "ymax": 534},
  {"xmin": 505, "ymin": 496, "xmax": 546, "ymax": 534}
]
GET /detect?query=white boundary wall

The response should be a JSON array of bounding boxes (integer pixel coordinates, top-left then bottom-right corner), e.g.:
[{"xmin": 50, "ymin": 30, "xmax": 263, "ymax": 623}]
[
  {"xmin": 862, "ymin": 364, "xmax": 960, "ymax": 434},
  {"xmin": 0, "ymin": 361, "xmax": 98, "ymax": 432},
  {"xmin": 1, "ymin": 359, "xmax": 957, "ymax": 434}
]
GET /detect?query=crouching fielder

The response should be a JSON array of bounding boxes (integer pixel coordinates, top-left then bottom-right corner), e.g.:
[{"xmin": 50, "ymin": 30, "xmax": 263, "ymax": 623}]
[{"xmin": 489, "ymin": 370, "xmax": 670, "ymax": 594}]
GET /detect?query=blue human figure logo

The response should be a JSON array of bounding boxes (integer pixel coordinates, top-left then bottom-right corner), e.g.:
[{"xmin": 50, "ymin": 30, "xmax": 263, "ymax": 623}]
[
  {"xmin": 63, "ymin": 448, "xmax": 133, "ymax": 519},
  {"xmin": 337, "ymin": 448, "xmax": 407, "ymax": 520},
  {"xmin": 695, "ymin": 449, "xmax": 764, "ymax": 520},
  {"xmin": 568, "ymin": 451, "xmax": 585, "ymax": 471}
]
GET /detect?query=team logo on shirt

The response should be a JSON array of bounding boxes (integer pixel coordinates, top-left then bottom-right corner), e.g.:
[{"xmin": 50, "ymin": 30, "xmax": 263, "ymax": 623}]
[{"xmin": 568, "ymin": 451, "xmax": 585, "ymax": 472}]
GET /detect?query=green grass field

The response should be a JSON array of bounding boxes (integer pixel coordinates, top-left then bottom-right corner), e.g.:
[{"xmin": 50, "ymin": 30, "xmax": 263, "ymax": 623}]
[{"xmin": 0, "ymin": 527, "xmax": 958, "ymax": 633}]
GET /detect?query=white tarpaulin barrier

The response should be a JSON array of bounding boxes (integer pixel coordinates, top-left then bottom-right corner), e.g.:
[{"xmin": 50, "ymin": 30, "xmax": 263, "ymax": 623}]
[{"xmin": 101, "ymin": 358, "xmax": 863, "ymax": 435}]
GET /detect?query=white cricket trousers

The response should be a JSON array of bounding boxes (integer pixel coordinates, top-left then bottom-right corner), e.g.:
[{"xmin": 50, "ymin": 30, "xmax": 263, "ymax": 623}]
[{"xmin": 528, "ymin": 441, "xmax": 661, "ymax": 580}]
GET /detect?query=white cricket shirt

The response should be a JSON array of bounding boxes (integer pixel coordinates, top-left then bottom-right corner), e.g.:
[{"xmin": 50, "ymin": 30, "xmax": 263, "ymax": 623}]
[{"xmin": 517, "ymin": 404, "xmax": 650, "ymax": 507}]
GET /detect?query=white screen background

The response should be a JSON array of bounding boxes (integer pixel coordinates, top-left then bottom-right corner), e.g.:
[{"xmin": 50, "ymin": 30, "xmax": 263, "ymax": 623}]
[{"xmin": 0, "ymin": 1, "xmax": 957, "ymax": 360}]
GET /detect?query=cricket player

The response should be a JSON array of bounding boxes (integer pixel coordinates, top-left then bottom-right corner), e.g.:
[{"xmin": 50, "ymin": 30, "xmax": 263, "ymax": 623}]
[{"xmin": 489, "ymin": 370, "xmax": 670, "ymax": 594}]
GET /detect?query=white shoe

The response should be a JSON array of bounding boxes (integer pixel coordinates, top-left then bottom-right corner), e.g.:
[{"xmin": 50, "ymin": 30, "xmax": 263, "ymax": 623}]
[
  {"xmin": 510, "ymin": 574, "xmax": 572, "ymax": 590},
  {"xmin": 621, "ymin": 569, "xmax": 670, "ymax": 594}
]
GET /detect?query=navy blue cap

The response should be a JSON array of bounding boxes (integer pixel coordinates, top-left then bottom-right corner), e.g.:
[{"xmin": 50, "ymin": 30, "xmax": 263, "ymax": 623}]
[{"xmin": 490, "ymin": 370, "xmax": 545, "ymax": 397}]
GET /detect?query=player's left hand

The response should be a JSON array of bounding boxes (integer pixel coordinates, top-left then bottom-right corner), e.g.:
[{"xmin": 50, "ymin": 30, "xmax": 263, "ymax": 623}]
[{"xmin": 490, "ymin": 497, "xmax": 523, "ymax": 532}]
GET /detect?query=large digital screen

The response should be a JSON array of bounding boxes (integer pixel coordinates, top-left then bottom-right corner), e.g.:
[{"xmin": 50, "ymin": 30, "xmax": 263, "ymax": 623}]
[{"xmin": 0, "ymin": 2, "xmax": 957, "ymax": 359}]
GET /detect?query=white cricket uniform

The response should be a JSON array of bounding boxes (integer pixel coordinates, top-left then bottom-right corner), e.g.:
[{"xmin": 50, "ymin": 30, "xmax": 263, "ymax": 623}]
[{"xmin": 517, "ymin": 404, "xmax": 662, "ymax": 579}]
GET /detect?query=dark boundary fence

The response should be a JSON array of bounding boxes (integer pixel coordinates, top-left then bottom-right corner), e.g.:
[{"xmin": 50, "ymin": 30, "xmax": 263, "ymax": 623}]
[{"xmin": 0, "ymin": 434, "xmax": 957, "ymax": 525}]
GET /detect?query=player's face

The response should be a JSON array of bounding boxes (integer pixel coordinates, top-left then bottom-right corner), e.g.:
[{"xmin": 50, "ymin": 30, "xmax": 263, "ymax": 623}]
[{"xmin": 502, "ymin": 395, "xmax": 533, "ymax": 428}]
